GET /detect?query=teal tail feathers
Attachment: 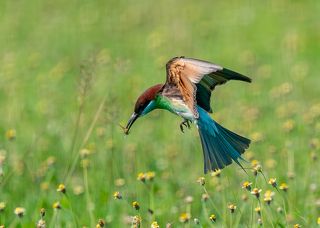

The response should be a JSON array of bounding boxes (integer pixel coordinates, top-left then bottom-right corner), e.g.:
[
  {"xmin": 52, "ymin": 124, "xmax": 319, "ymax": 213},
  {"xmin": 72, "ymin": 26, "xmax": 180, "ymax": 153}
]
[{"xmin": 197, "ymin": 107, "xmax": 251, "ymax": 173}]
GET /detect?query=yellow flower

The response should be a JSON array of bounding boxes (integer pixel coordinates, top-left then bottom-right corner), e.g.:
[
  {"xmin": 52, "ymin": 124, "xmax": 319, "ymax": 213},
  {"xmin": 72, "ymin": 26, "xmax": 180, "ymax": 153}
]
[
  {"xmin": 146, "ymin": 171, "xmax": 155, "ymax": 181},
  {"xmin": 80, "ymin": 148, "xmax": 91, "ymax": 158},
  {"xmin": 251, "ymin": 188, "xmax": 262, "ymax": 198},
  {"xmin": 279, "ymin": 183, "xmax": 289, "ymax": 192},
  {"xmin": 251, "ymin": 160, "xmax": 260, "ymax": 167},
  {"xmin": 137, "ymin": 172, "xmax": 146, "ymax": 182},
  {"xmin": 254, "ymin": 207, "xmax": 261, "ymax": 215},
  {"xmin": 282, "ymin": 119, "xmax": 295, "ymax": 132},
  {"xmin": 317, "ymin": 217, "xmax": 320, "ymax": 225},
  {"xmin": 132, "ymin": 201, "xmax": 140, "ymax": 210},
  {"xmin": 242, "ymin": 181, "xmax": 252, "ymax": 191},
  {"xmin": 179, "ymin": 212, "xmax": 190, "ymax": 223},
  {"xmin": 197, "ymin": 177, "xmax": 205, "ymax": 186},
  {"xmin": 57, "ymin": 183, "xmax": 66, "ymax": 194},
  {"xmin": 0, "ymin": 202, "xmax": 5, "ymax": 212},
  {"xmin": 14, "ymin": 207, "xmax": 26, "ymax": 217},
  {"xmin": 209, "ymin": 214, "xmax": 216, "ymax": 222},
  {"xmin": 113, "ymin": 191, "xmax": 122, "ymax": 199},
  {"xmin": 263, "ymin": 190, "xmax": 274, "ymax": 205},
  {"xmin": 228, "ymin": 204, "xmax": 237, "ymax": 213},
  {"xmin": 211, "ymin": 169, "xmax": 221, "ymax": 177},
  {"xmin": 6, "ymin": 129, "xmax": 16, "ymax": 141},
  {"xmin": 96, "ymin": 219, "xmax": 105, "ymax": 228},
  {"xmin": 151, "ymin": 221, "xmax": 159, "ymax": 228},
  {"xmin": 293, "ymin": 224, "xmax": 301, "ymax": 228},
  {"xmin": 252, "ymin": 164, "xmax": 262, "ymax": 176},
  {"xmin": 268, "ymin": 178, "xmax": 277, "ymax": 187},
  {"xmin": 52, "ymin": 201, "xmax": 61, "ymax": 209}
]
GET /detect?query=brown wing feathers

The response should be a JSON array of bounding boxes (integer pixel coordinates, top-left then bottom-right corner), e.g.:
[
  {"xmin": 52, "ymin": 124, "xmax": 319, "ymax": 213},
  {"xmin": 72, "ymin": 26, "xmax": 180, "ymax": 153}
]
[
  {"xmin": 166, "ymin": 58, "xmax": 198, "ymax": 116},
  {"xmin": 165, "ymin": 57, "xmax": 252, "ymax": 117}
]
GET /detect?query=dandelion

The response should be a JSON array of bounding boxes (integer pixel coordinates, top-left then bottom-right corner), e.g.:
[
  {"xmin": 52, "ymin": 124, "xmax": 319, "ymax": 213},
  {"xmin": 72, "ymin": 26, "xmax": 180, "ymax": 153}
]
[
  {"xmin": 146, "ymin": 171, "xmax": 155, "ymax": 181},
  {"xmin": 96, "ymin": 219, "xmax": 105, "ymax": 228},
  {"xmin": 14, "ymin": 207, "xmax": 26, "ymax": 217},
  {"xmin": 6, "ymin": 129, "xmax": 16, "ymax": 140},
  {"xmin": 179, "ymin": 212, "xmax": 190, "ymax": 223},
  {"xmin": 113, "ymin": 191, "xmax": 122, "ymax": 199},
  {"xmin": 0, "ymin": 202, "xmax": 5, "ymax": 212},
  {"xmin": 228, "ymin": 204, "xmax": 237, "ymax": 213},
  {"xmin": 293, "ymin": 224, "xmax": 301, "ymax": 228},
  {"xmin": 254, "ymin": 207, "xmax": 261, "ymax": 215},
  {"xmin": 151, "ymin": 221, "xmax": 159, "ymax": 228},
  {"xmin": 242, "ymin": 181, "xmax": 252, "ymax": 191},
  {"xmin": 52, "ymin": 201, "xmax": 61, "ymax": 210},
  {"xmin": 268, "ymin": 178, "xmax": 277, "ymax": 187},
  {"xmin": 251, "ymin": 188, "xmax": 262, "ymax": 198},
  {"xmin": 209, "ymin": 214, "xmax": 216, "ymax": 222},
  {"xmin": 211, "ymin": 169, "xmax": 221, "ymax": 177},
  {"xmin": 132, "ymin": 201, "xmax": 140, "ymax": 210},
  {"xmin": 197, "ymin": 177, "xmax": 205, "ymax": 186},
  {"xmin": 279, "ymin": 183, "xmax": 289, "ymax": 192},
  {"xmin": 57, "ymin": 183, "xmax": 66, "ymax": 194},
  {"xmin": 137, "ymin": 172, "xmax": 146, "ymax": 182},
  {"xmin": 317, "ymin": 217, "xmax": 320, "ymax": 225}
]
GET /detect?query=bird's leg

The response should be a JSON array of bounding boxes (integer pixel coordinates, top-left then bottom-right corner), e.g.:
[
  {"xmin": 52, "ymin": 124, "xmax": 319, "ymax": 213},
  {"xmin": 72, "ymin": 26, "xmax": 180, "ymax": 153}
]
[{"xmin": 180, "ymin": 119, "xmax": 191, "ymax": 133}]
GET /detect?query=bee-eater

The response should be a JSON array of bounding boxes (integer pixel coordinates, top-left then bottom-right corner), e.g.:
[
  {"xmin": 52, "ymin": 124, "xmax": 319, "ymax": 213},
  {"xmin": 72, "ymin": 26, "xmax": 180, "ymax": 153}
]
[{"xmin": 125, "ymin": 57, "xmax": 251, "ymax": 173}]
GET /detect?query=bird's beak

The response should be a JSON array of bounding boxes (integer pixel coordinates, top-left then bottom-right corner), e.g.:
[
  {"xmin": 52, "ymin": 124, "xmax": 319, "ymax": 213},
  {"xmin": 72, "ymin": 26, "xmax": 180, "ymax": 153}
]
[{"xmin": 124, "ymin": 112, "xmax": 139, "ymax": 135}]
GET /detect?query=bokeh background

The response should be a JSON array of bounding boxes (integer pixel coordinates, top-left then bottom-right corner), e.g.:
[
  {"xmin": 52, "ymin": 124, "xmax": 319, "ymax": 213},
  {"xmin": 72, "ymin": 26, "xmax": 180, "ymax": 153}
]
[{"xmin": 0, "ymin": 0, "xmax": 319, "ymax": 227}]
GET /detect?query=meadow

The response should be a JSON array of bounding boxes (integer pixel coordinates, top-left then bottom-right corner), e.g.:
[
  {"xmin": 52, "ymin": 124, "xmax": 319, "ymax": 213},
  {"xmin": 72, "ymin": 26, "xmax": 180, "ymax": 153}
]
[{"xmin": 0, "ymin": 0, "xmax": 319, "ymax": 227}]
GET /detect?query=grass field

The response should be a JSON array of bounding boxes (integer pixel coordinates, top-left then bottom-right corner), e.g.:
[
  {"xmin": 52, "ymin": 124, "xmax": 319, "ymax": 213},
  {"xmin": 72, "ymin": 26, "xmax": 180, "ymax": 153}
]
[{"xmin": 0, "ymin": 0, "xmax": 319, "ymax": 227}]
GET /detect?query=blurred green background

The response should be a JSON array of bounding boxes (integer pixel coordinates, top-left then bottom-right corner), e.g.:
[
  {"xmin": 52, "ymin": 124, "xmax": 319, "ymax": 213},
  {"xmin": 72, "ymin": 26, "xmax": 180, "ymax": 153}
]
[{"xmin": 0, "ymin": 0, "xmax": 319, "ymax": 227}]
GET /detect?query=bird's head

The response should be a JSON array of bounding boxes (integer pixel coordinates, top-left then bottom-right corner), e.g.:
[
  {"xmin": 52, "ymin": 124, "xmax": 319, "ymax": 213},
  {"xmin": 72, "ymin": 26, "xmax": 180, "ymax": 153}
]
[{"xmin": 124, "ymin": 84, "xmax": 163, "ymax": 135}]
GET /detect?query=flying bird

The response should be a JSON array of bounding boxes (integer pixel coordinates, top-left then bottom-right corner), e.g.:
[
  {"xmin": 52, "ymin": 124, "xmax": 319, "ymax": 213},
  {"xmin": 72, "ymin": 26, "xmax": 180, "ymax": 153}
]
[{"xmin": 124, "ymin": 57, "xmax": 251, "ymax": 173}]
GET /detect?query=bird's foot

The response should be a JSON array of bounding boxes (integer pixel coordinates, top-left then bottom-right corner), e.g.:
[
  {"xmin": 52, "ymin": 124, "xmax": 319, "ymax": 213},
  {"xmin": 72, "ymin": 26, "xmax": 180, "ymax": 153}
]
[{"xmin": 180, "ymin": 119, "xmax": 191, "ymax": 133}]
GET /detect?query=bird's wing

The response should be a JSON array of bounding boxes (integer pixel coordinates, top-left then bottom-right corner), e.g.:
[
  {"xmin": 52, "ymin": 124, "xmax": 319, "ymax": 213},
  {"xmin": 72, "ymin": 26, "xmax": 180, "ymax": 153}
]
[
  {"xmin": 165, "ymin": 56, "xmax": 251, "ymax": 116},
  {"xmin": 165, "ymin": 57, "xmax": 223, "ymax": 117},
  {"xmin": 196, "ymin": 67, "xmax": 252, "ymax": 113}
]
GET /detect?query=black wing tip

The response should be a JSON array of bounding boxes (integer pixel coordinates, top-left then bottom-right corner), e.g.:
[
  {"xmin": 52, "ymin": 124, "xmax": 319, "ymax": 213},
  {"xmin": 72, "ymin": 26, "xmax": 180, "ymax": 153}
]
[{"xmin": 221, "ymin": 68, "xmax": 252, "ymax": 83}]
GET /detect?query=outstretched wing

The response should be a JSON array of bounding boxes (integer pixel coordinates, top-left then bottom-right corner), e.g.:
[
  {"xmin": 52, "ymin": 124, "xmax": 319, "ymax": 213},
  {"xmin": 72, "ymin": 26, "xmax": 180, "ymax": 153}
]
[
  {"xmin": 164, "ymin": 56, "xmax": 252, "ymax": 116},
  {"xmin": 164, "ymin": 57, "xmax": 223, "ymax": 117},
  {"xmin": 196, "ymin": 67, "xmax": 252, "ymax": 113}
]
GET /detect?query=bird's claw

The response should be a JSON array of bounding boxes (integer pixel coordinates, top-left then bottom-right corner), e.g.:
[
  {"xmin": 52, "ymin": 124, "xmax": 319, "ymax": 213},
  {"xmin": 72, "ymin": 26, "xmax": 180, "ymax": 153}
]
[{"xmin": 180, "ymin": 120, "xmax": 191, "ymax": 133}]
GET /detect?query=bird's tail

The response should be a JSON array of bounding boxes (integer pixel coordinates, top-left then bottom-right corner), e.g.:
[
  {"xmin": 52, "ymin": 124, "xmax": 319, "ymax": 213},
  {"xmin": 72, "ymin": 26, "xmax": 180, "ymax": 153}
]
[{"xmin": 197, "ymin": 107, "xmax": 251, "ymax": 173}]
